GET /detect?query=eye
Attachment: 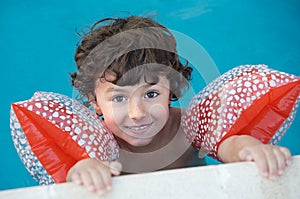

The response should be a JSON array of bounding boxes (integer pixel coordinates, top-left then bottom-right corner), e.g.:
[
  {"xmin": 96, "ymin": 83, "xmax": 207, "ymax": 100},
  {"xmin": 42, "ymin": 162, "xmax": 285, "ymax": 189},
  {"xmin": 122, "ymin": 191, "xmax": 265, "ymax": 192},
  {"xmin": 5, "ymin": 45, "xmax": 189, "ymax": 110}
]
[
  {"xmin": 145, "ymin": 91, "xmax": 159, "ymax": 98},
  {"xmin": 112, "ymin": 95, "xmax": 127, "ymax": 102}
]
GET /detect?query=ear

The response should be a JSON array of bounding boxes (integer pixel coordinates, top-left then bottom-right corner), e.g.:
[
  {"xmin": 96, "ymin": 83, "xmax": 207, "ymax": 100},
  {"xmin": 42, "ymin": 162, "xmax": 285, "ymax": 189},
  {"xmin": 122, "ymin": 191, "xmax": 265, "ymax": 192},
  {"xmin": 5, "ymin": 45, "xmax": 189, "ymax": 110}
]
[
  {"xmin": 91, "ymin": 101, "xmax": 103, "ymax": 115},
  {"xmin": 168, "ymin": 93, "xmax": 173, "ymax": 106},
  {"xmin": 88, "ymin": 95, "xmax": 102, "ymax": 115}
]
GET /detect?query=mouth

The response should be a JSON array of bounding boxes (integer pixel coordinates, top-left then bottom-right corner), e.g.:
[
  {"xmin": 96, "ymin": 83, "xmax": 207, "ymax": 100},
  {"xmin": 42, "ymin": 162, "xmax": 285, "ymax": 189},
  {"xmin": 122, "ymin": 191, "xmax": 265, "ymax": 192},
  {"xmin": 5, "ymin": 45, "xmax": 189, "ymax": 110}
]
[{"xmin": 125, "ymin": 123, "xmax": 153, "ymax": 134}]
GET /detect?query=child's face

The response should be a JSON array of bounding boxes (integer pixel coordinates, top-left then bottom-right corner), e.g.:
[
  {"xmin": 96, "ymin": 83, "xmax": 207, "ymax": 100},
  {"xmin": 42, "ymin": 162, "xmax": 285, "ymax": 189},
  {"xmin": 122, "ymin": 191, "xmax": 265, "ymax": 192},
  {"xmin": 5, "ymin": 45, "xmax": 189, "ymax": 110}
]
[{"xmin": 93, "ymin": 74, "xmax": 171, "ymax": 147}]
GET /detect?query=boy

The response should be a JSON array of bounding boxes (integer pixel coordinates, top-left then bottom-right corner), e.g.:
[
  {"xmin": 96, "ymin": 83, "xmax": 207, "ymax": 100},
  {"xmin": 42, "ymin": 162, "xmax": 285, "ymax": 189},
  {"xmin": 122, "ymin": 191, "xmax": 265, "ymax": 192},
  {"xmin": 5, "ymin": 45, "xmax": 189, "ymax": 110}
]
[{"xmin": 68, "ymin": 16, "xmax": 291, "ymax": 196}]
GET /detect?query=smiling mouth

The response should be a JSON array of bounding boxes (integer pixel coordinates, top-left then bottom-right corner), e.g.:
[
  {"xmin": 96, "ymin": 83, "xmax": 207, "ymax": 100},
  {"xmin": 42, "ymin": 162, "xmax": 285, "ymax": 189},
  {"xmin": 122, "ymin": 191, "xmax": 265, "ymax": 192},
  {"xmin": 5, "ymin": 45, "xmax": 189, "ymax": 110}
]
[{"xmin": 126, "ymin": 123, "xmax": 153, "ymax": 132}]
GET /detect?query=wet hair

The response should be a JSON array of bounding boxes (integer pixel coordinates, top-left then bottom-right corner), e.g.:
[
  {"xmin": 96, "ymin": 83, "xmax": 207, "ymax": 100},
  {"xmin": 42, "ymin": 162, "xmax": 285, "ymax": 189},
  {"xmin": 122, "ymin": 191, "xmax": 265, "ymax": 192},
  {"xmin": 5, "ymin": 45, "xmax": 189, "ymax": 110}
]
[{"xmin": 70, "ymin": 16, "xmax": 193, "ymax": 105}]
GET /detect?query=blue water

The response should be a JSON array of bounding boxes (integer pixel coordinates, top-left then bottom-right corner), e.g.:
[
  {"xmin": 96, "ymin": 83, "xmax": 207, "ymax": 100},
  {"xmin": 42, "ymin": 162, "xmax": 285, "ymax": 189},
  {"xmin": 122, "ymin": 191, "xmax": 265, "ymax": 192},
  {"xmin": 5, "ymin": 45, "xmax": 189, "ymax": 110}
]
[{"xmin": 1, "ymin": 0, "xmax": 299, "ymax": 190}]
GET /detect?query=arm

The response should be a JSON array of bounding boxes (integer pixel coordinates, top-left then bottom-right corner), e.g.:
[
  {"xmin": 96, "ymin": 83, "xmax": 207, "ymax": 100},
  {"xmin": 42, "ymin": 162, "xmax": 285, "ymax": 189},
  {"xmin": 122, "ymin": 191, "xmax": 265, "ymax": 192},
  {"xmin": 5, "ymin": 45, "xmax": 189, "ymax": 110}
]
[
  {"xmin": 217, "ymin": 135, "xmax": 292, "ymax": 180},
  {"xmin": 67, "ymin": 159, "xmax": 122, "ymax": 196}
]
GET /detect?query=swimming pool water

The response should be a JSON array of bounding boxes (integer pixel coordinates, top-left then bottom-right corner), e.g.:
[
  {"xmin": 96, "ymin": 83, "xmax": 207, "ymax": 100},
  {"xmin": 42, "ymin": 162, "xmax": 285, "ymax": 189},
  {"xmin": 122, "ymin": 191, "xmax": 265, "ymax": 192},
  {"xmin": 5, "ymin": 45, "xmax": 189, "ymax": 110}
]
[{"xmin": 1, "ymin": 0, "xmax": 299, "ymax": 190}]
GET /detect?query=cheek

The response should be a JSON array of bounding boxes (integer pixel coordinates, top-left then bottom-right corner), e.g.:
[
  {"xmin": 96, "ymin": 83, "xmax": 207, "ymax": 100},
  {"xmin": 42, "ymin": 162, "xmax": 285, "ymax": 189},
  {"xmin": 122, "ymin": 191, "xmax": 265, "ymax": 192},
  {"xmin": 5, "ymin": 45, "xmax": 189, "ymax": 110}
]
[
  {"xmin": 148, "ymin": 102, "xmax": 169, "ymax": 122},
  {"xmin": 103, "ymin": 115, "xmax": 120, "ymax": 135},
  {"xmin": 102, "ymin": 106, "xmax": 126, "ymax": 130}
]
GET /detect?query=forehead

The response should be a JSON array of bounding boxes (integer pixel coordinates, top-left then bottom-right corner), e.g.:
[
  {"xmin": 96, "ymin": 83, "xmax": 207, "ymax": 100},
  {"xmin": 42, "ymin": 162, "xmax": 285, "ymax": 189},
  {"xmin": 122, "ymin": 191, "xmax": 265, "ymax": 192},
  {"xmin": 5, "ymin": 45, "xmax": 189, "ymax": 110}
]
[
  {"xmin": 102, "ymin": 63, "xmax": 172, "ymax": 87},
  {"xmin": 96, "ymin": 75, "xmax": 170, "ymax": 93}
]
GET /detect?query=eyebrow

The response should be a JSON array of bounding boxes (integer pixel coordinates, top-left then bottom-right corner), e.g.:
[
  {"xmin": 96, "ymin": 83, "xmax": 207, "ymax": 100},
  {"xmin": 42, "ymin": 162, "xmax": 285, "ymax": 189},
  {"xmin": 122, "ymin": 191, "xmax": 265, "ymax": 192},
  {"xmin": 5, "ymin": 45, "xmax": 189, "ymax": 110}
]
[
  {"xmin": 104, "ymin": 83, "xmax": 158, "ymax": 93},
  {"xmin": 104, "ymin": 87, "xmax": 125, "ymax": 93}
]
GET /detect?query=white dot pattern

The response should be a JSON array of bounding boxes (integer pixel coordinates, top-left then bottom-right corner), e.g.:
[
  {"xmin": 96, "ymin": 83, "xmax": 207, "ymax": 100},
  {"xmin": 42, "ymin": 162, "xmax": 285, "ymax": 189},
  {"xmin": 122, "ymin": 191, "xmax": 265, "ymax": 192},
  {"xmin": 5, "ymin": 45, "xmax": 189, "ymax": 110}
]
[
  {"xmin": 181, "ymin": 64, "xmax": 300, "ymax": 160},
  {"xmin": 10, "ymin": 108, "xmax": 55, "ymax": 185},
  {"xmin": 10, "ymin": 92, "xmax": 119, "ymax": 185}
]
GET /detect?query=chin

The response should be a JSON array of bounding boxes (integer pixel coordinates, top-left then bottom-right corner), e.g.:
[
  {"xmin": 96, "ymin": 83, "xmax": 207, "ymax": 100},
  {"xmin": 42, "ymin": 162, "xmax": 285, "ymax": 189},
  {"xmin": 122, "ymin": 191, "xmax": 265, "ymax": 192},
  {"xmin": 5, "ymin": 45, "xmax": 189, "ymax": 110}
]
[{"xmin": 128, "ymin": 138, "xmax": 153, "ymax": 147}]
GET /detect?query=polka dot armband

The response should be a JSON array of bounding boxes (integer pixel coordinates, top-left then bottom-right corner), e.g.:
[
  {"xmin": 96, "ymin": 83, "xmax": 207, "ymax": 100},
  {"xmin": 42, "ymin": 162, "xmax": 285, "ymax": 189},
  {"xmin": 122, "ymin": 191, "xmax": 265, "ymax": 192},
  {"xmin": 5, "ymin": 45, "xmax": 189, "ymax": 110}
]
[
  {"xmin": 10, "ymin": 92, "xmax": 119, "ymax": 185},
  {"xmin": 181, "ymin": 64, "xmax": 300, "ymax": 161}
]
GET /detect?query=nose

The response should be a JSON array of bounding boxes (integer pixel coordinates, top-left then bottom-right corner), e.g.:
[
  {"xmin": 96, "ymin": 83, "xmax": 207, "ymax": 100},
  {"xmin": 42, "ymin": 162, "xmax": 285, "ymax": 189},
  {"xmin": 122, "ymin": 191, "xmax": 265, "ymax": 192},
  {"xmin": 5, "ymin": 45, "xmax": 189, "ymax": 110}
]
[{"xmin": 128, "ymin": 97, "xmax": 147, "ymax": 120}]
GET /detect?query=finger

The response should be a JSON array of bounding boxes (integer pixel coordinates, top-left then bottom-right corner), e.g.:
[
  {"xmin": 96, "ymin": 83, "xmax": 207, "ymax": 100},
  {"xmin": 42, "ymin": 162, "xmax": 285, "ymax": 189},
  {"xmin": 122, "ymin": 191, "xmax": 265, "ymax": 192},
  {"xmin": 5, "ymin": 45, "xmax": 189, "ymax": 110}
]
[
  {"xmin": 97, "ymin": 165, "xmax": 113, "ymax": 193},
  {"xmin": 79, "ymin": 170, "xmax": 97, "ymax": 192},
  {"xmin": 279, "ymin": 147, "xmax": 292, "ymax": 166},
  {"xmin": 102, "ymin": 161, "xmax": 122, "ymax": 175},
  {"xmin": 69, "ymin": 172, "xmax": 83, "ymax": 185},
  {"xmin": 89, "ymin": 168, "xmax": 109, "ymax": 196},
  {"xmin": 109, "ymin": 161, "xmax": 122, "ymax": 176},
  {"xmin": 238, "ymin": 148, "xmax": 254, "ymax": 161},
  {"xmin": 263, "ymin": 146, "xmax": 279, "ymax": 180},
  {"xmin": 246, "ymin": 147, "xmax": 269, "ymax": 178},
  {"xmin": 273, "ymin": 148, "xmax": 287, "ymax": 176}
]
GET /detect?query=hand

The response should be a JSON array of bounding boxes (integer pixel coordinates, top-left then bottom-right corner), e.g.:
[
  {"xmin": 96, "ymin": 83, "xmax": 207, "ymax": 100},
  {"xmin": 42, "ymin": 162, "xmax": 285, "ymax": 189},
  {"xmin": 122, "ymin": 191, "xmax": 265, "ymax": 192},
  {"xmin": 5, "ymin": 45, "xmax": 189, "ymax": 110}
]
[
  {"xmin": 66, "ymin": 158, "xmax": 122, "ymax": 196},
  {"xmin": 218, "ymin": 135, "xmax": 292, "ymax": 180},
  {"xmin": 238, "ymin": 143, "xmax": 291, "ymax": 180}
]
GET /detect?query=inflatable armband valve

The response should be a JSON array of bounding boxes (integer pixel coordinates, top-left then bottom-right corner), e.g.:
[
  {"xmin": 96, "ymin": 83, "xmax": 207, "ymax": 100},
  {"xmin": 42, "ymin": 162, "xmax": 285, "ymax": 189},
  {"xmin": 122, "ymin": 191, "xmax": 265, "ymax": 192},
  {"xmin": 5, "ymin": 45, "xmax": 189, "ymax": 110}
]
[
  {"xmin": 10, "ymin": 92, "xmax": 119, "ymax": 185},
  {"xmin": 181, "ymin": 64, "xmax": 300, "ymax": 160}
]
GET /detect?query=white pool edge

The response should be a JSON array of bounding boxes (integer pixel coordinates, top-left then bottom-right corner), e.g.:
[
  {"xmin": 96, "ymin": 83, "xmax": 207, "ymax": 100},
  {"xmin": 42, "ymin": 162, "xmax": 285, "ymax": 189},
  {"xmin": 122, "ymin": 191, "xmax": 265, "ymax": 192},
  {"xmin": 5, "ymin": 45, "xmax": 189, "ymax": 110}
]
[{"xmin": 1, "ymin": 155, "xmax": 299, "ymax": 199}]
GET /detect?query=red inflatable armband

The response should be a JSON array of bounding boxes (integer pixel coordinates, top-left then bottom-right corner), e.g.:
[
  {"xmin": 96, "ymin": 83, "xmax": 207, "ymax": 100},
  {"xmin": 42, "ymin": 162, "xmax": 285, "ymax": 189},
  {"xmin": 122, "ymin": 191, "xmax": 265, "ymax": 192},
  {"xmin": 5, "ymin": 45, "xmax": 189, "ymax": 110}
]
[
  {"xmin": 182, "ymin": 64, "xmax": 300, "ymax": 160},
  {"xmin": 10, "ymin": 92, "xmax": 119, "ymax": 184}
]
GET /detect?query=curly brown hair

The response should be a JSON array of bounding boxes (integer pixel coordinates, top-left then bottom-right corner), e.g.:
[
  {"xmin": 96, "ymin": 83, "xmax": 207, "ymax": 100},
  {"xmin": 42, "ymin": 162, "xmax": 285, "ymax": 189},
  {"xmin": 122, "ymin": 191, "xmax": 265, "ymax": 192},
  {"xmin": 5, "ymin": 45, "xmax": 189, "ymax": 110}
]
[{"xmin": 71, "ymin": 16, "xmax": 193, "ymax": 105}]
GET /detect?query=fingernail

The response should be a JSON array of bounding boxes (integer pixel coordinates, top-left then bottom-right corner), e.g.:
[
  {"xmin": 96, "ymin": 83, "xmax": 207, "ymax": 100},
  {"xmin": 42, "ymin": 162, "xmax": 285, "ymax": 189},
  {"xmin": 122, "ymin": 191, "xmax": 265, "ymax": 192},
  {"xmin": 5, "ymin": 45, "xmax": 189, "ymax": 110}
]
[
  {"xmin": 245, "ymin": 155, "xmax": 252, "ymax": 161},
  {"xmin": 97, "ymin": 190, "xmax": 105, "ymax": 196},
  {"xmin": 270, "ymin": 175, "xmax": 278, "ymax": 181},
  {"xmin": 278, "ymin": 170, "xmax": 284, "ymax": 176},
  {"xmin": 106, "ymin": 185, "xmax": 112, "ymax": 191},
  {"xmin": 262, "ymin": 172, "xmax": 268, "ymax": 177},
  {"xmin": 74, "ymin": 179, "xmax": 82, "ymax": 185},
  {"xmin": 88, "ymin": 185, "xmax": 96, "ymax": 192},
  {"xmin": 286, "ymin": 159, "xmax": 291, "ymax": 166}
]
